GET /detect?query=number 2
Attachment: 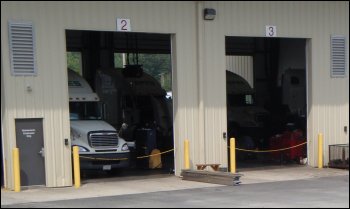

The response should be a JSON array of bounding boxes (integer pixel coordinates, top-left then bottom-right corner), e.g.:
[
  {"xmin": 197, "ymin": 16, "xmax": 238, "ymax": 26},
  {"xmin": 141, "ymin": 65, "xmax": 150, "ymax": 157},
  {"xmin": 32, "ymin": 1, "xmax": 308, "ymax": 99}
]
[
  {"xmin": 117, "ymin": 18, "xmax": 131, "ymax": 31},
  {"xmin": 121, "ymin": 20, "xmax": 127, "ymax": 30}
]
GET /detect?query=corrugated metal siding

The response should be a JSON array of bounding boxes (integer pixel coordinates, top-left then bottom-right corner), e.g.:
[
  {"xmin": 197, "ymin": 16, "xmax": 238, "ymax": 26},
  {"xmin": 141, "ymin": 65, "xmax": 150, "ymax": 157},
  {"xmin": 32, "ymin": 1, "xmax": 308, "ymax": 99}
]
[
  {"xmin": 1, "ymin": 1, "xmax": 201, "ymax": 188},
  {"xmin": 203, "ymin": 1, "xmax": 349, "ymax": 167},
  {"xmin": 1, "ymin": 1, "xmax": 73, "ymax": 187},
  {"xmin": 226, "ymin": 56, "xmax": 254, "ymax": 87},
  {"xmin": 1, "ymin": 38, "xmax": 7, "ymax": 189},
  {"xmin": 1, "ymin": 1, "xmax": 349, "ymax": 189}
]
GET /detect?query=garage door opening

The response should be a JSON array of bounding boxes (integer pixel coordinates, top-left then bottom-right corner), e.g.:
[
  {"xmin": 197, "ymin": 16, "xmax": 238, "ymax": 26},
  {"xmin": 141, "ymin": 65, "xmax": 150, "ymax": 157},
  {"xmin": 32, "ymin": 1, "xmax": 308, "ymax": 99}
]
[
  {"xmin": 226, "ymin": 37, "xmax": 308, "ymax": 170},
  {"xmin": 65, "ymin": 30, "xmax": 174, "ymax": 180}
]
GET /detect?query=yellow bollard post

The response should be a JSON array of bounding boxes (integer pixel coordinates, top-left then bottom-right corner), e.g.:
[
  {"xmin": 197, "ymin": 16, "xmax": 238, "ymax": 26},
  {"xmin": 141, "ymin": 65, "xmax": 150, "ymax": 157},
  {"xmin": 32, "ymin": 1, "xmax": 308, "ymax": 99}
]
[
  {"xmin": 12, "ymin": 148, "xmax": 21, "ymax": 192},
  {"xmin": 72, "ymin": 146, "xmax": 81, "ymax": 188},
  {"xmin": 318, "ymin": 133, "xmax": 323, "ymax": 169},
  {"xmin": 184, "ymin": 140, "xmax": 190, "ymax": 170},
  {"xmin": 230, "ymin": 138, "xmax": 236, "ymax": 174}
]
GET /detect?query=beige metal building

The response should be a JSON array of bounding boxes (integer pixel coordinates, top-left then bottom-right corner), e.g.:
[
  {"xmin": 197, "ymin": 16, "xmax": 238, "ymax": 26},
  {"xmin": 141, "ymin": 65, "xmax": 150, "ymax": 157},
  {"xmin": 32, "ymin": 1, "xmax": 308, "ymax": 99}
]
[{"xmin": 1, "ymin": 1, "xmax": 349, "ymax": 189}]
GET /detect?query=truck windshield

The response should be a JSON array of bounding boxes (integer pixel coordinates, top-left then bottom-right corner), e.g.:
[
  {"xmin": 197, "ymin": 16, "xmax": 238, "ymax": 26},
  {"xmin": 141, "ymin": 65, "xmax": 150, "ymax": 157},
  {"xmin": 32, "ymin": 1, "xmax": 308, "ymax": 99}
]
[
  {"xmin": 69, "ymin": 102, "xmax": 103, "ymax": 120},
  {"xmin": 228, "ymin": 94, "xmax": 254, "ymax": 106}
]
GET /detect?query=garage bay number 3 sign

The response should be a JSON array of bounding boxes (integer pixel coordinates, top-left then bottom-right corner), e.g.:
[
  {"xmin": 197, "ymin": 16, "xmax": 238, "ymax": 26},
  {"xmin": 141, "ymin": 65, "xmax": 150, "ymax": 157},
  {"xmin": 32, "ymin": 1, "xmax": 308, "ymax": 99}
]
[
  {"xmin": 265, "ymin": 25, "xmax": 277, "ymax": 37},
  {"xmin": 117, "ymin": 18, "xmax": 131, "ymax": 32}
]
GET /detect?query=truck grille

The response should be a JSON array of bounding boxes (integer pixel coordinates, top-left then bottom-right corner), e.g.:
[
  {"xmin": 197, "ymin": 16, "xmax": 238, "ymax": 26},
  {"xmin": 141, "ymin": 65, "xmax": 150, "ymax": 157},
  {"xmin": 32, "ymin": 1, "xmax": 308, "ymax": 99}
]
[{"xmin": 88, "ymin": 132, "xmax": 119, "ymax": 148}]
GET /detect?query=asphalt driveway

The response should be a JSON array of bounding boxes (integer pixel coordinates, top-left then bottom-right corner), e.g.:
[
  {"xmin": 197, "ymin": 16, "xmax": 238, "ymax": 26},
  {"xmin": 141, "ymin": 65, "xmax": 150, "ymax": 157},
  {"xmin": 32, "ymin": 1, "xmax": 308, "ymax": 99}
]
[{"xmin": 2, "ymin": 175, "xmax": 349, "ymax": 208}]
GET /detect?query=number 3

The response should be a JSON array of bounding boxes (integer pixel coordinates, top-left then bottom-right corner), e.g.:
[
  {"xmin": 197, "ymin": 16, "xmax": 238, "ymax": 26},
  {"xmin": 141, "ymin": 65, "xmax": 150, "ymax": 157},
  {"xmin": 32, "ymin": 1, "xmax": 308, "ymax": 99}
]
[{"xmin": 268, "ymin": 27, "xmax": 274, "ymax": 36}]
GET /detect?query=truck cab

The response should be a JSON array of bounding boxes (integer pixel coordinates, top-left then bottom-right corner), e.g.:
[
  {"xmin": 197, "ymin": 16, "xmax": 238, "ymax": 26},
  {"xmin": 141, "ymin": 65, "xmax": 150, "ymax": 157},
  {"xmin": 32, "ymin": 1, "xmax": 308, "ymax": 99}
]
[
  {"xmin": 68, "ymin": 69, "xmax": 130, "ymax": 171},
  {"xmin": 226, "ymin": 71, "xmax": 269, "ymax": 138}
]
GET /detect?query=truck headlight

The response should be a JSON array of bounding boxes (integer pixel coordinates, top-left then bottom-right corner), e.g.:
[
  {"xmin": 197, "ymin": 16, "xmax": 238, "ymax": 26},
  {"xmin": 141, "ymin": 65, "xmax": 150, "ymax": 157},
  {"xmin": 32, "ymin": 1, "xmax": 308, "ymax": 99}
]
[
  {"xmin": 121, "ymin": 143, "xmax": 129, "ymax": 151},
  {"xmin": 77, "ymin": 146, "xmax": 90, "ymax": 153}
]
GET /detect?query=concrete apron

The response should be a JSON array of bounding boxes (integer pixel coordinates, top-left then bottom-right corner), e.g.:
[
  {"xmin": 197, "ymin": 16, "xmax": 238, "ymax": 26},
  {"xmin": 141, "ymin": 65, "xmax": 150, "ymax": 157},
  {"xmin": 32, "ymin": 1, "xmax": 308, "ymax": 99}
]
[
  {"xmin": 238, "ymin": 166, "xmax": 349, "ymax": 184},
  {"xmin": 1, "ymin": 166, "xmax": 348, "ymax": 206},
  {"xmin": 1, "ymin": 175, "xmax": 222, "ymax": 206}
]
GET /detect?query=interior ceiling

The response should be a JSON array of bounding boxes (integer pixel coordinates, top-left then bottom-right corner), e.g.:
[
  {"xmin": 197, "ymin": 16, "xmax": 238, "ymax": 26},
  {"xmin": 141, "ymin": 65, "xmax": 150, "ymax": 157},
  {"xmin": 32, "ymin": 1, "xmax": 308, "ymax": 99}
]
[
  {"xmin": 66, "ymin": 30, "xmax": 171, "ymax": 54},
  {"xmin": 225, "ymin": 37, "xmax": 256, "ymax": 55},
  {"xmin": 66, "ymin": 31, "xmax": 282, "ymax": 55}
]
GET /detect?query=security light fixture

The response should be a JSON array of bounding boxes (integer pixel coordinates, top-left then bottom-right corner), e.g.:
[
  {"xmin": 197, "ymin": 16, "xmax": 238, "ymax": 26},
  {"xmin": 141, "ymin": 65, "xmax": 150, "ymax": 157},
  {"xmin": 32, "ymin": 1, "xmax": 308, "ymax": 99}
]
[{"xmin": 204, "ymin": 8, "xmax": 216, "ymax": 20}]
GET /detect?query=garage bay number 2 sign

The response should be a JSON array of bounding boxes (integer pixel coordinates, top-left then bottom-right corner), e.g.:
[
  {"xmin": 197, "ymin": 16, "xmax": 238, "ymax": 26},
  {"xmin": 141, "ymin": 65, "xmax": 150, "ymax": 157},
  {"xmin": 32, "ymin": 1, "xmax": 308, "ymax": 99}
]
[{"xmin": 117, "ymin": 18, "xmax": 131, "ymax": 32}]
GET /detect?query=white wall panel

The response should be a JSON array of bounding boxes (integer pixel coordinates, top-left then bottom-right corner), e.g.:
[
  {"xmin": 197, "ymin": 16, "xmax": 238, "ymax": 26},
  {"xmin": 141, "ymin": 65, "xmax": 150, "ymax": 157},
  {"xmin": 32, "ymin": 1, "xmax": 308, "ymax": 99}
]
[
  {"xmin": 1, "ymin": 1, "xmax": 200, "ymax": 188},
  {"xmin": 203, "ymin": 1, "xmax": 349, "ymax": 167},
  {"xmin": 226, "ymin": 56, "xmax": 254, "ymax": 88}
]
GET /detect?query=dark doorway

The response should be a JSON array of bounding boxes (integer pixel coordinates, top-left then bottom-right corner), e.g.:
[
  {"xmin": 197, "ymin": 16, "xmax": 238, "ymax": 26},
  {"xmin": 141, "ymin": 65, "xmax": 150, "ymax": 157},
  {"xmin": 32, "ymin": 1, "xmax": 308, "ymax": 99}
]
[
  {"xmin": 65, "ymin": 30, "xmax": 175, "ymax": 179},
  {"xmin": 226, "ymin": 37, "xmax": 307, "ymax": 170}
]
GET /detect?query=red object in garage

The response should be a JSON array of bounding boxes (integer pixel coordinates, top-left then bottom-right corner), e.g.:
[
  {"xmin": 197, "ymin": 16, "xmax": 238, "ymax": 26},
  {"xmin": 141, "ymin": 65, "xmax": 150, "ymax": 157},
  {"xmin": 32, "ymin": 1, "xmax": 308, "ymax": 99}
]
[{"xmin": 269, "ymin": 129, "xmax": 306, "ymax": 161}]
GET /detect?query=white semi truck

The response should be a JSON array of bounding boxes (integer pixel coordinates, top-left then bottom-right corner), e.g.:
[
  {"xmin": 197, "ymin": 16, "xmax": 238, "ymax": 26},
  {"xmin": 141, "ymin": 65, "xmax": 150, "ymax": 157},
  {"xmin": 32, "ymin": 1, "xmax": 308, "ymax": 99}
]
[{"xmin": 68, "ymin": 69, "xmax": 130, "ymax": 171}]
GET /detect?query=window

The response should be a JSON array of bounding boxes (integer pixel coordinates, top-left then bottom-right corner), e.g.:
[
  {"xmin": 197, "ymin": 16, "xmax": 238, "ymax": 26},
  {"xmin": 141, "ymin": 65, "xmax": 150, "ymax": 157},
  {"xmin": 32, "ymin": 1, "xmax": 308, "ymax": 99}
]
[
  {"xmin": 114, "ymin": 53, "xmax": 124, "ymax": 68},
  {"xmin": 228, "ymin": 94, "xmax": 254, "ymax": 106},
  {"xmin": 69, "ymin": 102, "xmax": 103, "ymax": 120},
  {"xmin": 245, "ymin": 95, "xmax": 253, "ymax": 105},
  {"xmin": 114, "ymin": 53, "xmax": 172, "ymax": 91},
  {"xmin": 8, "ymin": 21, "xmax": 36, "ymax": 76},
  {"xmin": 67, "ymin": 51, "xmax": 82, "ymax": 76}
]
